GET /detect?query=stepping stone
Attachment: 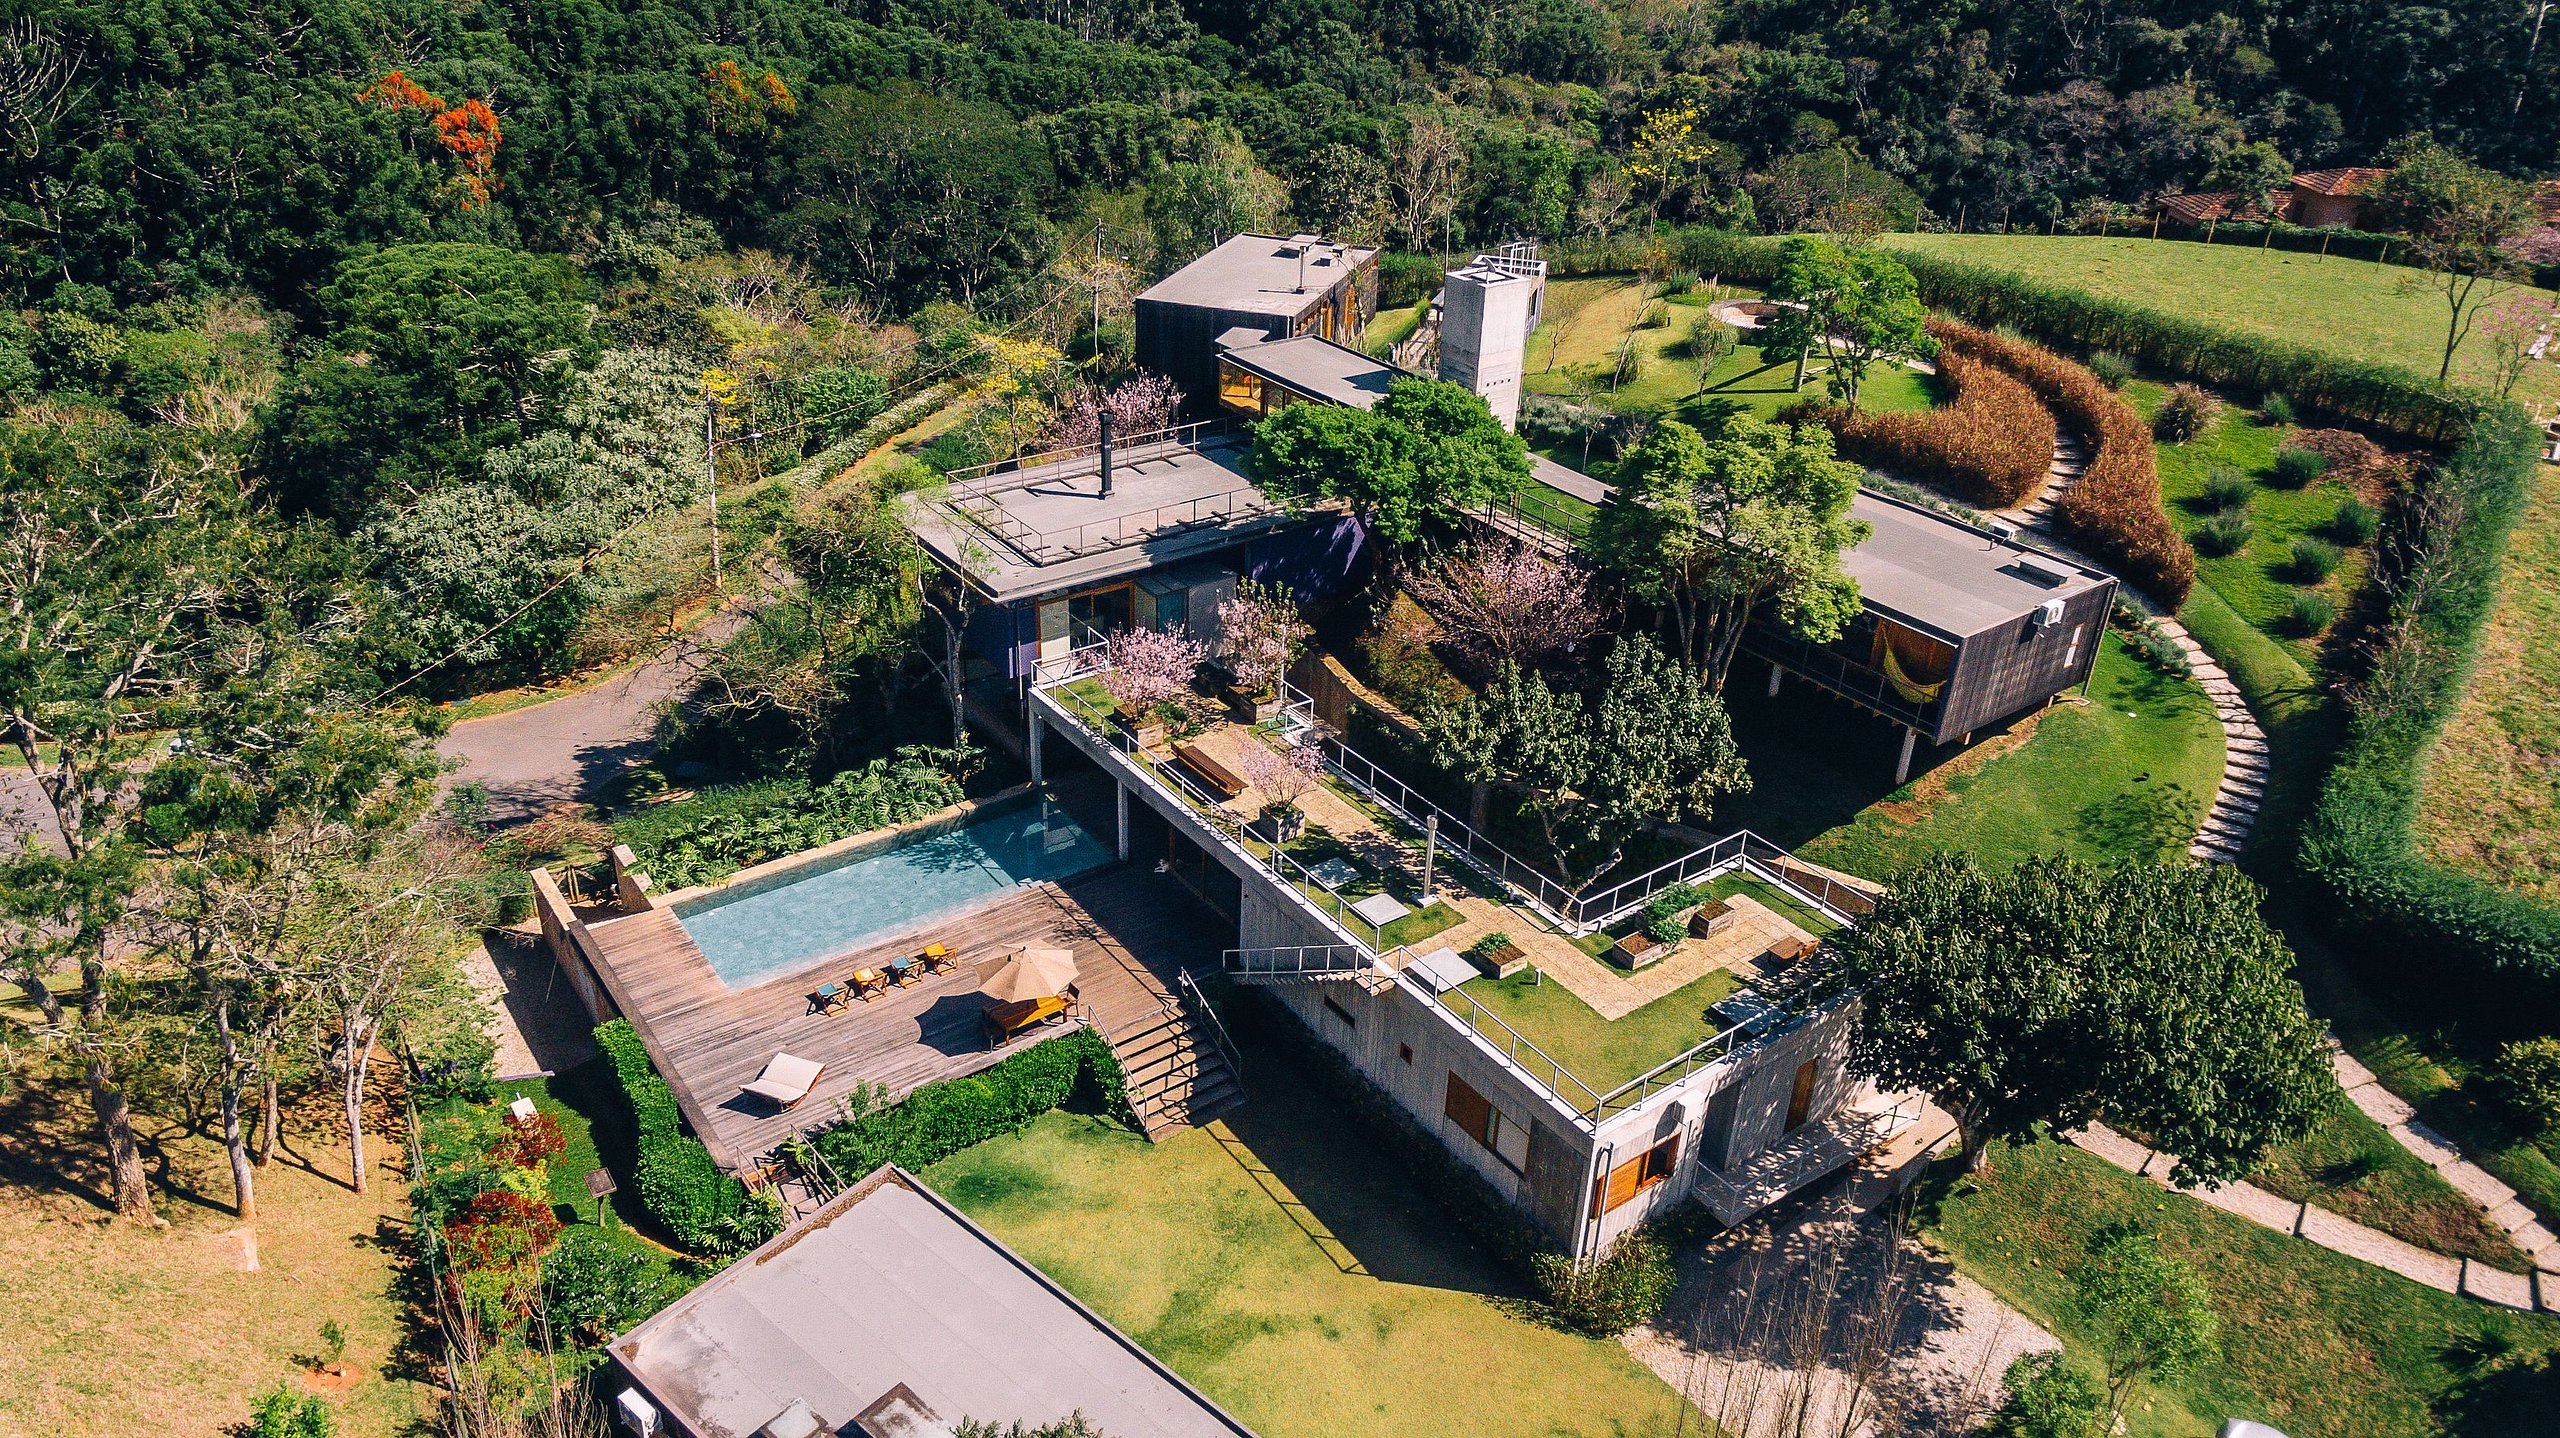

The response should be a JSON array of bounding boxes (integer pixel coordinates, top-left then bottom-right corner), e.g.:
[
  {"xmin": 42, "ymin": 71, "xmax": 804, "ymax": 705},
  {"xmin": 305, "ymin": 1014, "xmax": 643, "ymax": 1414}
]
[
  {"xmin": 2390, "ymin": 1119, "xmax": 2468, "ymax": 1173},
  {"xmin": 2461, "ymin": 1260, "xmax": 2538, "ymax": 1311},
  {"xmin": 2347, "ymin": 1080, "xmax": 2415, "ymax": 1125},
  {"xmin": 2194, "ymin": 1179, "xmax": 2306, "ymax": 1233},
  {"xmin": 2488, "ymin": 1198, "xmax": 2541, "ymax": 1236},
  {"xmin": 2298, "ymin": 1206, "xmax": 2462, "ymax": 1292}
]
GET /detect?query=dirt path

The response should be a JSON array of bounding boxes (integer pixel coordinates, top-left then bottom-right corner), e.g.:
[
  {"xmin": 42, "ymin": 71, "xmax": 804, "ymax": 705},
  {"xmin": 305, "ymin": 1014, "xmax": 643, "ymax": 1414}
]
[{"xmin": 438, "ymin": 605, "xmax": 750, "ymax": 823}]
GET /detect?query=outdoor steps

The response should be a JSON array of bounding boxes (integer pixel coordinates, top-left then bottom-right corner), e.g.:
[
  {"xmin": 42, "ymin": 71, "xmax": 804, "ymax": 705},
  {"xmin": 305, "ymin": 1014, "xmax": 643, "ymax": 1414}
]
[{"xmin": 1108, "ymin": 1006, "xmax": 1244, "ymax": 1142}]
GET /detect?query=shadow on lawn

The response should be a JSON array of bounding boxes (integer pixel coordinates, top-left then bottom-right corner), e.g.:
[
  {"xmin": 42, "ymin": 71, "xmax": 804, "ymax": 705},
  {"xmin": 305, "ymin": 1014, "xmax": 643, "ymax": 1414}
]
[{"xmin": 1209, "ymin": 1039, "xmax": 1529, "ymax": 1300}]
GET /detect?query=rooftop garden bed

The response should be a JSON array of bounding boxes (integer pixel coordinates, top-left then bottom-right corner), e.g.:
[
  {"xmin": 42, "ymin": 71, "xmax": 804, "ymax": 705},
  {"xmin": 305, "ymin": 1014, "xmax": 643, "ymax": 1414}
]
[{"xmin": 1458, "ymin": 965, "xmax": 1753, "ymax": 1097}]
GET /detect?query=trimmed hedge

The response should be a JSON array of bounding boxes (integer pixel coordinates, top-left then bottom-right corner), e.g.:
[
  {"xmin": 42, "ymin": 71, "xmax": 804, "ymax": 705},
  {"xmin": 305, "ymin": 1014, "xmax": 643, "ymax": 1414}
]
[
  {"xmin": 595, "ymin": 1019, "xmax": 751, "ymax": 1252},
  {"xmin": 1933, "ymin": 320, "xmax": 2196, "ymax": 605},
  {"xmin": 1886, "ymin": 249, "xmax": 2484, "ymax": 442},
  {"xmin": 809, "ymin": 1026, "xmax": 1129, "ymax": 1177},
  {"xmin": 1812, "ymin": 325, "xmax": 2055, "ymax": 508},
  {"xmin": 2299, "ymin": 406, "xmax": 2560, "ymax": 999}
]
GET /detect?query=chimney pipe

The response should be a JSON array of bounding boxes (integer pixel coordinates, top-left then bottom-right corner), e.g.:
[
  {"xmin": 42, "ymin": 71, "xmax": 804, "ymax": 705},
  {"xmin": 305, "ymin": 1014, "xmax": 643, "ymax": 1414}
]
[{"xmin": 1098, "ymin": 409, "xmax": 1114, "ymax": 498}]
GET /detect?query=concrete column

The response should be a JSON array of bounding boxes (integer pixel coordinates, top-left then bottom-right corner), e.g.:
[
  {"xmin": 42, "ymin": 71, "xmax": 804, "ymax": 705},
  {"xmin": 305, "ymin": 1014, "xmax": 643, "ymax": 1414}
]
[
  {"xmin": 1028, "ymin": 702, "xmax": 1045, "ymax": 784},
  {"xmin": 1116, "ymin": 782, "xmax": 1130, "ymax": 861},
  {"xmin": 1894, "ymin": 727, "xmax": 1919, "ymax": 786},
  {"xmin": 1767, "ymin": 662, "xmax": 1784, "ymax": 698}
]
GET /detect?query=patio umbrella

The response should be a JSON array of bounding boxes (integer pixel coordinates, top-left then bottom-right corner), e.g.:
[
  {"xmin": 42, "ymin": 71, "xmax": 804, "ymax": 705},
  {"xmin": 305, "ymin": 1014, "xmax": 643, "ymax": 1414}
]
[{"xmin": 978, "ymin": 946, "xmax": 1080, "ymax": 1004}]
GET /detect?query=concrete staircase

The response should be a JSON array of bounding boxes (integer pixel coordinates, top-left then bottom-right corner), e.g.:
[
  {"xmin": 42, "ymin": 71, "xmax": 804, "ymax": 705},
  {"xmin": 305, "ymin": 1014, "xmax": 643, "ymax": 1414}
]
[{"xmin": 1110, "ymin": 1002, "xmax": 1245, "ymax": 1141}]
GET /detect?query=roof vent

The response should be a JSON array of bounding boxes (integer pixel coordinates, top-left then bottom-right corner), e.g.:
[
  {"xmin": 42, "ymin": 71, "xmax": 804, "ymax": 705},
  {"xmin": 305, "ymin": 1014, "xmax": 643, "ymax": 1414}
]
[
  {"xmin": 2012, "ymin": 557, "xmax": 2069, "ymax": 588},
  {"xmin": 757, "ymin": 1399, "xmax": 827, "ymax": 1438}
]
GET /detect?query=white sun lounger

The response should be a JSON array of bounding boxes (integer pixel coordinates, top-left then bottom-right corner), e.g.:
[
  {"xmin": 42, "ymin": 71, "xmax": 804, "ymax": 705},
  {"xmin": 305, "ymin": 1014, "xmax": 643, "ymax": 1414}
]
[{"xmin": 742, "ymin": 1052, "xmax": 825, "ymax": 1109}]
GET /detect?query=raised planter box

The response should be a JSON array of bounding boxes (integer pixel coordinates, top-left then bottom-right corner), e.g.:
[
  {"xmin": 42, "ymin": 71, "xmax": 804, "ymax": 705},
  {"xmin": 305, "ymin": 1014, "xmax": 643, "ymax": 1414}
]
[
  {"xmin": 1116, "ymin": 704, "xmax": 1167, "ymax": 748},
  {"xmin": 1689, "ymin": 898, "xmax": 1736, "ymax": 938},
  {"xmin": 1469, "ymin": 938, "xmax": 1528, "ymax": 979},
  {"xmin": 1613, "ymin": 930, "xmax": 1667, "ymax": 970},
  {"xmin": 1227, "ymin": 687, "xmax": 1284, "ymax": 723}
]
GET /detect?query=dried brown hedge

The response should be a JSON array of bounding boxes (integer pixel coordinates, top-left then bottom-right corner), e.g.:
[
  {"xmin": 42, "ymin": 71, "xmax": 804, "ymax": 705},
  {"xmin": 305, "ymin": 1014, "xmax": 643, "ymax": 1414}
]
[
  {"xmin": 1935, "ymin": 320, "xmax": 2196, "ymax": 605},
  {"xmin": 1814, "ymin": 332, "xmax": 2056, "ymax": 509}
]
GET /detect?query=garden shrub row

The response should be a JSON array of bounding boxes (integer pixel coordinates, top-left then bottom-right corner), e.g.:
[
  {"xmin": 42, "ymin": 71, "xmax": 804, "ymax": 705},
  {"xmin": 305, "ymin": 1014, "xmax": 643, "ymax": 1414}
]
[
  {"xmin": 595, "ymin": 1019, "xmax": 752, "ymax": 1252},
  {"xmin": 809, "ymin": 1027, "xmax": 1129, "ymax": 1177},
  {"xmin": 1888, "ymin": 249, "xmax": 2484, "ymax": 441},
  {"xmin": 2298, "ymin": 407, "xmax": 2560, "ymax": 1002},
  {"xmin": 1810, "ymin": 327, "xmax": 2055, "ymax": 508},
  {"xmin": 614, "ymin": 745, "xmax": 968, "ymax": 889},
  {"xmin": 1932, "ymin": 319, "xmax": 2196, "ymax": 605}
]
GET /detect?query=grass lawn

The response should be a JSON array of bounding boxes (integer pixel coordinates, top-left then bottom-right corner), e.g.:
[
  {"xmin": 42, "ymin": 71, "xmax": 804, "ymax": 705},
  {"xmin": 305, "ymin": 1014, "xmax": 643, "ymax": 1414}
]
[
  {"xmin": 923, "ymin": 1070, "xmax": 1697, "ymax": 1438},
  {"xmin": 1717, "ymin": 632, "xmax": 2225, "ymax": 883},
  {"xmin": 1459, "ymin": 963, "xmax": 1748, "ymax": 1093},
  {"xmin": 2411, "ymin": 461, "xmax": 2560, "ymax": 900},
  {"xmin": 0, "ymin": 1076, "xmax": 430, "ymax": 1438},
  {"xmin": 1524, "ymin": 274, "xmax": 1936, "ymax": 423},
  {"xmin": 1924, "ymin": 1140, "xmax": 2560, "ymax": 1438},
  {"xmin": 1878, "ymin": 233, "xmax": 2560, "ymax": 410},
  {"xmin": 2135, "ymin": 382, "xmax": 2373, "ymax": 667}
]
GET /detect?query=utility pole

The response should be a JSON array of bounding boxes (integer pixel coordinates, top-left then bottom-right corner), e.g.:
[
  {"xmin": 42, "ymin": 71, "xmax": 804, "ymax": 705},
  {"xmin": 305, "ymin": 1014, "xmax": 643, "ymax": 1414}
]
[
  {"xmin": 1091, "ymin": 220, "xmax": 1104, "ymax": 355},
  {"xmin": 704, "ymin": 406, "xmax": 723, "ymax": 592}
]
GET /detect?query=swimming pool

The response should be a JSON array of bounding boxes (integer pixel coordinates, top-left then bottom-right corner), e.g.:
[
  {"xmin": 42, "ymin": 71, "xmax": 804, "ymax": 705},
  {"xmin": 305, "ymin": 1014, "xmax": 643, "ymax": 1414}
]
[{"xmin": 674, "ymin": 794, "xmax": 1113, "ymax": 990}]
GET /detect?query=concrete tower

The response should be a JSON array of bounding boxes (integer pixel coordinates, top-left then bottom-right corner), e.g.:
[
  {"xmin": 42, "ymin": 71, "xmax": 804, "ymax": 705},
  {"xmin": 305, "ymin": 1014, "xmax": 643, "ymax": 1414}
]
[{"xmin": 1436, "ymin": 242, "xmax": 1547, "ymax": 431}]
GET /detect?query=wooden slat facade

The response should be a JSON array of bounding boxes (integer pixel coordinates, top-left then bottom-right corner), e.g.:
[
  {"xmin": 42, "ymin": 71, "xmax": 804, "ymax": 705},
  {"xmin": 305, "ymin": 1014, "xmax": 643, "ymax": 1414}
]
[{"xmin": 582, "ymin": 864, "xmax": 1229, "ymax": 1169}]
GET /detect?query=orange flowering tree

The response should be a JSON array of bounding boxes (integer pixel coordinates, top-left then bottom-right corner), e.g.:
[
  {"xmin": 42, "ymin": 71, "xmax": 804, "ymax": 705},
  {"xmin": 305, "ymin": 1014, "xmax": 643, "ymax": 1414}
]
[
  {"xmin": 358, "ymin": 71, "xmax": 503, "ymax": 207},
  {"xmin": 705, "ymin": 60, "xmax": 796, "ymax": 138}
]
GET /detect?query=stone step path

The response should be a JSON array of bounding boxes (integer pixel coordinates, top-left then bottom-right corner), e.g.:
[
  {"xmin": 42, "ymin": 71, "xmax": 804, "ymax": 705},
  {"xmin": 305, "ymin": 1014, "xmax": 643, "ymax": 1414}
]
[
  {"xmin": 2008, "ymin": 427, "xmax": 2264, "ymax": 865},
  {"xmin": 2328, "ymin": 1040, "xmax": 2560, "ymax": 1280},
  {"xmin": 2066, "ymin": 1123, "xmax": 2560, "ymax": 1313}
]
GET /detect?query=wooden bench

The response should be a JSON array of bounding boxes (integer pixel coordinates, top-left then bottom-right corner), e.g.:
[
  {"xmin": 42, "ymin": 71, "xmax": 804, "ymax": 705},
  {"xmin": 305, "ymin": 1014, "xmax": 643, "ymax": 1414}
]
[{"xmin": 1173, "ymin": 741, "xmax": 1249, "ymax": 799}]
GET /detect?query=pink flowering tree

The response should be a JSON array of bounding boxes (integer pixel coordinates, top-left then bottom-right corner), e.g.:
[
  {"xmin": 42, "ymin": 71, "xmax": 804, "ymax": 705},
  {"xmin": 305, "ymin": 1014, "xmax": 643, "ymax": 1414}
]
[
  {"xmin": 1102, "ymin": 625, "xmax": 1207, "ymax": 720},
  {"xmin": 1236, "ymin": 738, "xmax": 1326, "ymax": 826},
  {"xmin": 1215, "ymin": 578, "xmax": 1309, "ymax": 698},
  {"xmin": 1046, "ymin": 371, "xmax": 1184, "ymax": 448},
  {"xmin": 1403, "ymin": 538, "xmax": 1603, "ymax": 677},
  {"xmin": 2477, "ymin": 290, "xmax": 2552, "ymax": 400}
]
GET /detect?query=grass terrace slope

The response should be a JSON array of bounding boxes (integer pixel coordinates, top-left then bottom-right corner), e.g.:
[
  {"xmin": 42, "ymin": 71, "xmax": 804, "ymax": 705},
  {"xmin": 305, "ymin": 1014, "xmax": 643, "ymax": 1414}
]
[
  {"xmin": 926, "ymin": 1081, "xmax": 1697, "ymax": 1438},
  {"xmin": 2414, "ymin": 464, "xmax": 2560, "ymax": 900},
  {"xmin": 1879, "ymin": 234, "xmax": 2560, "ymax": 411}
]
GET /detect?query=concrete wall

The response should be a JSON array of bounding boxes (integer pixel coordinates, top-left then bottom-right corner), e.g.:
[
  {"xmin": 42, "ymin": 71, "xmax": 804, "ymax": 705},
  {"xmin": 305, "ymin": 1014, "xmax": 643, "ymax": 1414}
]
[{"xmin": 531, "ymin": 867, "xmax": 619, "ymax": 1026}]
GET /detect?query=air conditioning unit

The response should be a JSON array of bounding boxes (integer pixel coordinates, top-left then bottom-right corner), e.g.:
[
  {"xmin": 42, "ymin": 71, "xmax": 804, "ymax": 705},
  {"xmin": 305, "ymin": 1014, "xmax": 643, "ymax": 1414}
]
[
  {"xmin": 1985, "ymin": 520, "xmax": 2017, "ymax": 541},
  {"xmin": 615, "ymin": 1389, "xmax": 662, "ymax": 1437},
  {"xmin": 2028, "ymin": 597, "xmax": 2066, "ymax": 633}
]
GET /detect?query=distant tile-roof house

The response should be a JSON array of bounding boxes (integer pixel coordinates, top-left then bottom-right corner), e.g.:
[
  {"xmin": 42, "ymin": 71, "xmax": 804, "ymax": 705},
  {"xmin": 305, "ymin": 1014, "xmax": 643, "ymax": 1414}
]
[{"xmin": 2155, "ymin": 165, "xmax": 2390, "ymax": 230}]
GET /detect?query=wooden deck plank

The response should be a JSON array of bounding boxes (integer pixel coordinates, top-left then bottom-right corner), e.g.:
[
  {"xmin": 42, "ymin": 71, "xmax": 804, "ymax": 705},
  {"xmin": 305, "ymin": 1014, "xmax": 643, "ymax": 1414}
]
[{"xmin": 582, "ymin": 863, "xmax": 1228, "ymax": 1168}]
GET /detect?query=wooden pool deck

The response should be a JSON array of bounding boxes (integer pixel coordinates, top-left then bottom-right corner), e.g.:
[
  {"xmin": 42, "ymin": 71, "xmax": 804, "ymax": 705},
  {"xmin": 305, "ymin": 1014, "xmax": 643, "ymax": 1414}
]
[{"xmin": 580, "ymin": 864, "xmax": 1225, "ymax": 1169}]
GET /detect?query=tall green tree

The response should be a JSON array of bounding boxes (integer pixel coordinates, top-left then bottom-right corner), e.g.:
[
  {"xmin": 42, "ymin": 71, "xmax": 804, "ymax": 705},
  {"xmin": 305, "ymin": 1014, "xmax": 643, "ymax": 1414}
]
[
  {"xmin": 1588, "ymin": 414, "xmax": 1866, "ymax": 690},
  {"xmin": 1425, "ymin": 635, "xmax": 1744, "ymax": 886},
  {"xmin": 0, "ymin": 417, "xmax": 263, "ymax": 1222},
  {"xmin": 1252, "ymin": 376, "xmax": 1528, "ymax": 545},
  {"xmin": 1828, "ymin": 855, "xmax": 2329, "ymax": 1178},
  {"xmin": 261, "ymin": 243, "xmax": 592, "ymax": 524},
  {"xmin": 1760, "ymin": 237, "xmax": 1929, "ymax": 405}
]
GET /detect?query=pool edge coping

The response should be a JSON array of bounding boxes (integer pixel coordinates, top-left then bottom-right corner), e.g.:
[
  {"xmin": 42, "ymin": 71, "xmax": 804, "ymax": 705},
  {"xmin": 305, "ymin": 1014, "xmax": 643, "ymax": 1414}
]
[{"xmin": 650, "ymin": 781, "xmax": 1039, "ymax": 911}]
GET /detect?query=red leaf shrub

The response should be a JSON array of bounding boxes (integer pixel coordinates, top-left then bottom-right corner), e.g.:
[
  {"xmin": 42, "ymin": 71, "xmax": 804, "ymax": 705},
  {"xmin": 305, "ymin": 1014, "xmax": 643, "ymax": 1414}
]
[
  {"xmin": 1935, "ymin": 320, "xmax": 2195, "ymax": 605},
  {"xmin": 1812, "ymin": 329, "xmax": 2056, "ymax": 509},
  {"xmin": 489, "ymin": 1109, "xmax": 567, "ymax": 1171},
  {"xmin": 446, "ymin": 1188, "xmax": 562, "ymax": 1277}
]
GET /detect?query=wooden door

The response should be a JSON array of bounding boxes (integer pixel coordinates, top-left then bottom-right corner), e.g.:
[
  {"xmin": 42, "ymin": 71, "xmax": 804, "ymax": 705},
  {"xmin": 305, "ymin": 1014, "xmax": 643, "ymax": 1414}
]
[{"xmin": 1785, "ymin": 1061, "xmax": 1818, "ymax": 1132}]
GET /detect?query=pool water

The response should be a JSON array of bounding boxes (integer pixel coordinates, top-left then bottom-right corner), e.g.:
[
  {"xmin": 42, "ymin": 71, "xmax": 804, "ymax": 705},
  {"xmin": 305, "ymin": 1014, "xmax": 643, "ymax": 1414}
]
[{"xmin": 675, "ymin": 796, "xmax": 1113, "ymax": 990}]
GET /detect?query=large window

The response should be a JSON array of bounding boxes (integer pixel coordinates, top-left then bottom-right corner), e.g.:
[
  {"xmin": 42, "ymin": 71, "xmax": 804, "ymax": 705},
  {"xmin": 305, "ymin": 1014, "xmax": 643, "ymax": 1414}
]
[
  {"xmin": 1444, "ymin": 1073, "xmax": 1529, "ymax": 1172},
  {"xmin": 1216, "ymin": 357, "xmax": 1264, "ymax": 416},
  {"xmin": 1591, "ymin": 1134, "xmax": 1680, "ymax": 1216}
]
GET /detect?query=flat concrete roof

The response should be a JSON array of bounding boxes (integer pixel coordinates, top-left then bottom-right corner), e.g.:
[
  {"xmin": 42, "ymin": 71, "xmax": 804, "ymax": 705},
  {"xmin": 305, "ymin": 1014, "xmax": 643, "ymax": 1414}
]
[
  {"xmin": 1842, "ymin": 490, "xmax": 2112, "ymax": 639},
  {"xmin": 903, "ymin": 434, "xmax": 1307, "ymax": 603},
  {"xmin": 1136, "ymin": 233, "xmax": 1379, "ymax": 317},
  {"xmin": 616, "ymin": 1167, "xmax": 1256, "ymax": 1438},
  {"xmin": 1221, "ymin": 334, "xmax": 1405, "ymax": 410}
]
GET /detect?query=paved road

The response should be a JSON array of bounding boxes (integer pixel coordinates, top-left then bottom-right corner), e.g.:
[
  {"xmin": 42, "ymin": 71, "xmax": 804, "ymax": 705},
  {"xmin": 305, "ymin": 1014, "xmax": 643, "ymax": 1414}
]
[
  {"xmin": 439, "ymin": 606, "xmax": 750, "ymax": 824},
  {"xmin": 0, "ymin": 768, "xmax": 66, "ymax": 852}
]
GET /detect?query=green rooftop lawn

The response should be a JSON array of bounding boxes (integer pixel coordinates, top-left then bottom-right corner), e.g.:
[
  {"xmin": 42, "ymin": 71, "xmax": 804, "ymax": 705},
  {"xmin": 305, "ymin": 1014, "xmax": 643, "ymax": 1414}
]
[
  {"xmin": 1926, "ymin": 1139, "xmax": 2560, "ymax": 1438},
  {"xmin": 924, "ymin": 1069, "xmax": 1697, "ymax": 1438},
  {"xmin": 1878, "ymin": 232, "xmax": 2560, "ymax": 410},
  {"xmin": 1716, "ymin": 631, "xmax": 2225, "ymax": 883},
  {"xmin": 1458, "ymin": 963, "xmax": 1749, "ymax": 1096},
  {"xmin": 1523, "ymin": 274, "xmax": 1937, "ymax": 423}
]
